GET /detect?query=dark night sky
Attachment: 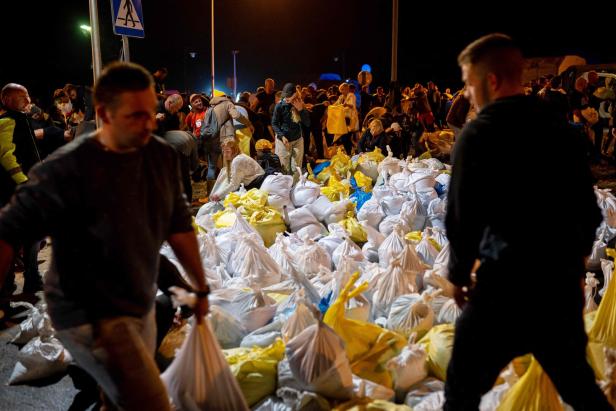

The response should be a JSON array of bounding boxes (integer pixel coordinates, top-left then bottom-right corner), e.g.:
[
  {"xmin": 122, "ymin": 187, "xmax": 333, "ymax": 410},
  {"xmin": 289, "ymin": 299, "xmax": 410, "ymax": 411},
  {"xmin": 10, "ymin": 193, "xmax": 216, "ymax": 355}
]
[{"xmin": 2, "ymin": 0, "xmax": 615, "ymax": 108}]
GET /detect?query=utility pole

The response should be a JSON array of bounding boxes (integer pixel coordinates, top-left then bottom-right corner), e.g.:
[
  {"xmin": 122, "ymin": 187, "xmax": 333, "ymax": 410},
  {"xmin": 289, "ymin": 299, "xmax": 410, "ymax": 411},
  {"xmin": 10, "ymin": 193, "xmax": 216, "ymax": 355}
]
[
  {"xmin": 210, "ymin": 0, "xmax": 215, "ymax": 97},
  {"xmin": 232, "ymin": 50, "xmax": 239, "ymax": 100},
  {"xmin": 391, "ymin": 0, "xmax": 399, "ymax": 82},
  {"xmin": 121, "ymin": 36, "xmax": 130, "ymax": 62}
]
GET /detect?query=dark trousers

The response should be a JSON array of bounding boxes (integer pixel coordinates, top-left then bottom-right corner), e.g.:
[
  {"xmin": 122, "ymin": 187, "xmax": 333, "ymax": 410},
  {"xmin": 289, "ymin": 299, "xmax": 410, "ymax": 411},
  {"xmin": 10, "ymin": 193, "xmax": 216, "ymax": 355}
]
[{"xmin": 444, "ymin": 272, "xmax": 610, "ymax": 411}]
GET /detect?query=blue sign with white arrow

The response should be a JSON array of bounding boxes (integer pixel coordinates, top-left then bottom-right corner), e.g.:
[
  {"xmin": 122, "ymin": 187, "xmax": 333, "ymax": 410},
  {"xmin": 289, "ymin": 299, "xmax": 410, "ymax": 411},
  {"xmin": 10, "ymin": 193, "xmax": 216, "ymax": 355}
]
[{"xmin": 111, "ymin": 0, "xmax": 145, "ymax": 38}]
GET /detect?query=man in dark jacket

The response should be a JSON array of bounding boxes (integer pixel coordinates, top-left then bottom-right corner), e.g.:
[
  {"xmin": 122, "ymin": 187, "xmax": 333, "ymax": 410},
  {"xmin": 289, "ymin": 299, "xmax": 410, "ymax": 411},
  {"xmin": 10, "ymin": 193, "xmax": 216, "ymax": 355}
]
[
  {"xmin": 271, "ymin": 83, "xmax": 310, "ymax": 175},
  {"xmin": 0, "ymin": 84, "xmax": 43, "ymax": 296},
  {"xmin": 444, "ymin": 33, "xmax": 610, "ymax": 410}
]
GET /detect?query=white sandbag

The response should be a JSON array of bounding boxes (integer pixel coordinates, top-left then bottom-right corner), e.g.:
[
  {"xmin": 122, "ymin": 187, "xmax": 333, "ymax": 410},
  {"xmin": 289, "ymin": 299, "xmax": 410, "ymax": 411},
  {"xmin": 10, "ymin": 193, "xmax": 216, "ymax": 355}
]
[
  {"xmin": 362, "ymin": 242, "xmax": 379, "ymax": 263},
  {"xmin": 429, "ymin": 227, "xmax": 449, "ymax": 249},
  {"xmin": 416, "ymin": 235, "xmax": 440, "ymax": 267},
  {"xmin": 398, "ymin": 244, "xmax": 426, "ymax": 284},
  {"xmin": 9, "ymin": 336, "xmax": 72, "ymax": 385},
  {"xmin": 196, "ymin": 200, "xmax": 225, "ymax": 218},
  {"xmin": 209, "ymin": 288, "xmax": 277, "ymax": 333},
  {"xmin": 292, "ymin": 169, "xmax": 322, "ymax": 207},
  {"xmin": 435, "ymin": 173, "xmax": 451, "ymax": 192},
  {"xmin": 410, "ymin": 169, "xmax": 437, "ymax": 190},
  {"xmin": 584, "ymin": 272, "xmax": 599, "ymax": 313},
  {"xmin": 379, "ymin": 215, "xmax": 410, "ymax": 237},
  {"xmin": 281, "ymin": 300, "xmax": 317, "ymax": 342},
  {"xmin": 587, "ymin": 238, "xmax": 607, "ymax": 271},
  {"xmin": 423, "ymin": 267, "xmax": 455, "ymax": 298},
  {"xmin": 387, "ymin": 291, "xmax": 436, "ymax": 337},
  {"xmin": 288, "ymin": 206, "xmax": 320, "ymax": 233},
  {"xmin": 229, "ymin": 233, "xmax": 282, "ymax": 288},
  {"xmin": 286, "ymin": 314, "xmax": 354, "ymax": 400},
  {"xmin": 261, "ymin": 173, "xmax": 294, "ymax": 199},
  {"xmin": 436, "ymin": 298, "xmax": 462, "ymax": 324},
  {"xmin": 240, "ymin": 319, "xmax": 283, "ymax": 348},
  {"xmin": 296, "ymin": 239, "xmax": 332, "ymax": 275},
  {"xmin": 199, "ymin": 231, "xmax": 227, "ymax": 269},
  {"xmin": 380, "ymin": 192, "xmax": 408, "ymax": 216},
  {"xmin": 10, "ymin": 301, "xmax": 47, "ymax": 345},
  {"xmin": 404, "ymin": 378, "xmax": 445, "ymax": 408},
  {"xmin": 275, "ymin": 361, "xmax": 332, "ymax": 411},
  {"xmin": 195, "ymin": 213, "xmax": 216, "ymax": 233},
  {"xmin": 352, "ymin": 374, "xmax": 395, "ymax": 401},
  {"xmin": 296, "ymin": 223, "xmax": 328, "ymax": 241},
  {"xmin": 332, "ymin": 237, "xmax": 365, "ymax": 269},
  {"xmin": 372, "ymin": 182, "xmax": 394, "ymax": 202},
  {"xmin": 357, "ymin": 198, "xmax": 385, "ymax": 229},
  {"xmin": 433, "ymin": 243, "xmax": 450, "ymax": 271},
  {"xmin": 427, "ymin": 198, "xmax": 447, "ymax": 230},
  {"xmin": 421, "ymin": 158, "xmax": 445, "ymax": 171},
  {"xmin": 413, "ymin": 391, "xmax": 445, "ymax": 411},
  {"xmin": 479, "ymin": 364, "xmax": 519, "ymax": 411},
  {"xmin": 390, "ymin": 169, "xmax": 414, "ymax": 193},
  {"xmin": 356, "ymin": 159, "xmax": 380, "ymax": 182},
  {"xmin": 208, "ymin": 305, "xmax": 246, "ymax": 349},
  {"xmin": 373, "ymin": 256, "xmax": 418, "ymax": 318},
  {"xmin": 416, "ymin": 188, "xmax": 438, "ymax": 210},
  {"xmin": 323, "ymin": 199, "xmax": 353, "ymax": 226},
  {"xmin": 308, "ymin": 195, "xmax": 335, "ymax": 223},
  {"xmin": 161, "ymin": 319, "xmax": 249, "ymax": 411},
  {"xmin": 595, "ymin": 187, "xmax": 616, "ymax": 227},
  {"xmin": 378, "ymin": 224, "xmax": 407, "ymax": 268},
  {"xmin": 268, "ymin": 194, "xmax": 292, "ymax": 211},
  {"xmin": 400, "ymin": 198, "xmax": 427, "ymax": 232},
  {"xmin": 600, "ymin": 258, "xmax": 614, "ymax": 297},
  {"xmin": 387, "ymin": 334, "xmax": 428, "ymax": 397},
  {"xmin": 377, "ymin": 149, "xmax": 402, "ymax": 176}
]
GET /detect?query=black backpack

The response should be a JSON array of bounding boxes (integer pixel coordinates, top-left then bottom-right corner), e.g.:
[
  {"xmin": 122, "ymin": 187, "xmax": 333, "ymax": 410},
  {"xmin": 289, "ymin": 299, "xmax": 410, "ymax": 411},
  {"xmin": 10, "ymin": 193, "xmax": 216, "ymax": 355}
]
[{"xmin": 200, "ymin": 101, "xmax": 230, "ymax": 141}]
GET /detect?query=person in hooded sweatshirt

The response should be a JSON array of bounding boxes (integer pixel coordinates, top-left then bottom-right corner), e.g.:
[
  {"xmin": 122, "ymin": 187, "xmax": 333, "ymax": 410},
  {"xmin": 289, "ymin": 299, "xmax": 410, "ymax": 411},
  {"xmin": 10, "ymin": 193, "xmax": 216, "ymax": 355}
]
[{"xmin": 444, "ymin": 33, "xmax": 610, "ymax": 411}]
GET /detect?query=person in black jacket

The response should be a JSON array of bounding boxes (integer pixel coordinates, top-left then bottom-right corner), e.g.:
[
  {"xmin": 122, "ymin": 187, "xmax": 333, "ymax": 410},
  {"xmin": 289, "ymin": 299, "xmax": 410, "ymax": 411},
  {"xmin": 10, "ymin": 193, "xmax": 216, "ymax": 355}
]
[{"xmin": 444, "ymin": 34, "xmax": 611, "ymax": 411}]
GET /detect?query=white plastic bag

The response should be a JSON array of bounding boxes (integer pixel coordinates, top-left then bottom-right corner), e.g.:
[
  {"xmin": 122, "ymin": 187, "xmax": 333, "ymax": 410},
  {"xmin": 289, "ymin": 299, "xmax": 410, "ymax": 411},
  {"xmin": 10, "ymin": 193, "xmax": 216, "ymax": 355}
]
[
  {"xmin": 261, "ymin": 173, "xmax": 294, "ymax": 199},
  {"xmin": 9, "ymin": 336, "xmax": 72, "ymax": 385},
  {"xmin": 288, "ymin": 206, "xmax": 321, "ymax": 233},
  {"xmin": 296, "ymin": 224, "xmax": 328, "ymax": 241},
  {"xmin": 404, "ymin": 378, "xmax": 445, "ymax": 408},
  {"xmin": 10, "ymin": 301, "xmax": 48, "ymax": 345},
  {"xmin": 387, "ymin": 334, "xmax": 428, "ymax": 396},
  {"xmin": 400, "ymin": 197, "xmax": 427, "ymax": 232},
  {"xmin": 332, "ymin": 237, "xmax": 365, "ymax": 269},
  {"xmin": 229, "ymin": 233, "xmax": 282, "ymax": 288},
  {"xmin": 292, "ymin": 170, "xmax": 321, "ymax": 207},
  {"xmin": 585, "ymin": 272, "xmax": 599, "ymax": 313},
  {"xmin": 427, "ymin": 197, "xmax": 447, "ymax": 230},
  {"xmin": 196, "ymin": 201, "xmax": 224, "ymax": 218},
  {"xmin": 378, "ymin": 224, "xmax": 407, "ymax": 268},
  {"xmin": 323, "ymin": 199, "xmax": 353, "ymax": 226},
  {"xmin": 281, "ymin": 300, "xmax": 318, "ymax": 342},
  {"xmin": 587, "ymin": 237, "xmax": 607, "ymax": 271},
  {"xmin": 357, "ymin": 198, "xmax": 386, "ymax": 229},
  {"xmin": 308, "ymin": 196, "xmax": 335, "ymax": 223},
  {"xmin": 208, "ymin": 305, "xmax": 246, "ymax": 349},
  {"xmin": 372, "ymin": 256, "xmax": 418, "ymax": 318},
  {"xmin": 286, "ymin": 313, "xmax": 354, "ymax": 400},
  {"xmin": 600, "ymin": 258, "xmax": 614, "ymax": 297},
  {"xmin": 380, "ymin": 192, "xmax": 408, "ymax": 216},
  {"xmin": 416, "ymin": 235, "xmax": 440, "ymax": 267},
  {"xmin": 436, "ymin": 298, "xmax": 462, "ymax": 324},
  {"xmin": 161, "ymin": 319, "xmax": 249, "ymax": 411},
  {"xmin": 379, "ymin": 215, "xmax": 410, "ymax": 237},
  {"xmin": 240, "ymin": 319, "xmax": 283, "ymax": 348},
  {"xmin": 387, "ymin": 291, "xmax": 437, "ymax": 337},
  {"xmin": 296, "ymin": 239, "xmax": 333, "ymax": 275}
]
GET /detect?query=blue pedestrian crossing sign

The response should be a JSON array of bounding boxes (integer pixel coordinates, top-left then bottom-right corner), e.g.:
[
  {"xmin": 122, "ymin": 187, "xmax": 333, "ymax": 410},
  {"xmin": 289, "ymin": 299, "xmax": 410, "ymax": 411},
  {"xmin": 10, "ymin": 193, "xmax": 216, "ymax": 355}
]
[{"xmin": 111, "ymin": 0, "xmax": 145, "ymax": 38}]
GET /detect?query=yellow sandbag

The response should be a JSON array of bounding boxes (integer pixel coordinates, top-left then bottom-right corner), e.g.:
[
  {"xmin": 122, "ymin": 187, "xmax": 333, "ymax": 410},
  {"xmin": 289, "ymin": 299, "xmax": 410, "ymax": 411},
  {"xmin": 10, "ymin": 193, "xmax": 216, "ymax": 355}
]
[
  {"xmin": 236, "ymin": 128, "xmax": 252, "ymax": 156},
  {"xmin": 354, "ymin": 170, "xmax": 373, "ymax": 192},
  {"xmin": 324, "ymin": 272, "xmax": 406, "ymax": 388},
  {"xmin": 327, "ymin": 104, "xmax": 348, "ymax": 135},
  {"xmin": 223, "ymin": 339, "xmax": 285, "ymax": 406},
  {"xmin": 249, "ymin": 207, "xmax": 286, "ymax": 247},
  {"xmin": 213, "ymin": 209, "xmax": 237, "ymax": 228},
  {"xmin": 321, "ymin": 174, "xmax": 351, "ymax": 202},
  {"xmin": 405, "ymin": 231, "xmax": 423, "ymax": 243},
  {"xmin": 224, "ymin": 192, "xmax": 242, "ymax": 208},
  {"xmin": 418, "ymin": 323, "xmax": 455, "ymax": 381},
  {"xmin": 239, "ymin": 188, "xmax": 268, "ymax": 213},
  {"xmin": 585, "ymin": 310, "xmax": 607, "ymax": 380},
  {"xmin": 340, "ymin": 212, "xmax": 367, "ymax": 243},
  {"xmin": 333, "ymin": 398, "xmax": 412, "ymax": 411},
  {"xmin": 589, "ymin": 248, "xmax": 616, "ymax": 347},
  {"xmin": 496, "ymin": 357, "xmax": 564, "ymax": 411},
  {"xmin": 358, "ymin": 147, "xmax": 386, "ymax": 164},
  {"xmin": 330, "ymin": 148, "xmax": 353, "ymax": 176}
]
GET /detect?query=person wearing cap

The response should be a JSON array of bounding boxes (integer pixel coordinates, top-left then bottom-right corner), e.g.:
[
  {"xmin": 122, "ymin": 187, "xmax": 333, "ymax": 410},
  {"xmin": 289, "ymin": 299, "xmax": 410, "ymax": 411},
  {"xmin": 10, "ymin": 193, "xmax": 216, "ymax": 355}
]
[
  {"xmin": 271, "ymin": 83, "xmax": 310, "ymax": 175},
  {"xmin": 255, "ymin": 138, "xmax": 282, "ymax": 177},
  {"xmin": 209, "ymin": 137, "xmax": 264, "ymax": 202},
  {"xmin": 185, "ymin": 93, "xmax": 209, "ymax": 138},
  {"xmin": 358, "ymin": 118, "xmax": 387, "ymax": 154}
]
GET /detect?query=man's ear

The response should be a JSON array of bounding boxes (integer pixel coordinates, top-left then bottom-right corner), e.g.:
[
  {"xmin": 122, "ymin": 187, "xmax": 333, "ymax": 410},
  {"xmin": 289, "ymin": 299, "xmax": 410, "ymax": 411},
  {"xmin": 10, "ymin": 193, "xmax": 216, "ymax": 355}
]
[
  {"xmin": 96, "ymin": 106, "xmax": 109, "ymax": 124},
  {"xmin": 487, "ymin": 72, "xmax": 500, "ymax": 94}
]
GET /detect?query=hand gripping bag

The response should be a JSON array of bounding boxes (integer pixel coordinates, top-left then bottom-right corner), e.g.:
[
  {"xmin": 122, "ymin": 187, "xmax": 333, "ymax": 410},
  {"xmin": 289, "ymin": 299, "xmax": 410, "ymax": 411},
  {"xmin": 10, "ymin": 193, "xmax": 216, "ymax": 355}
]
[{"xmin": 160, "ymin": 318, "xmax": 249, "ymax": 411}]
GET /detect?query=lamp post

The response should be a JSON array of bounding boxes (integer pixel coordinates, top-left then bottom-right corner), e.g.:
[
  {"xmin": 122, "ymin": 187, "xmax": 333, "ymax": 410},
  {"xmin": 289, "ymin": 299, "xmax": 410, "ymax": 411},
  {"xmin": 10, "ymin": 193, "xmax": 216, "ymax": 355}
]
[
  {"xmin": 232, "ymin": 50, "xmax": 239, "ymax": 100},
  {"xmin": 391, "ymin": 0, "xmax": 399, "ymax": 82},
  {"xmin": 210, "ymin": 0, "xmax": 215, "ymax": 97}
]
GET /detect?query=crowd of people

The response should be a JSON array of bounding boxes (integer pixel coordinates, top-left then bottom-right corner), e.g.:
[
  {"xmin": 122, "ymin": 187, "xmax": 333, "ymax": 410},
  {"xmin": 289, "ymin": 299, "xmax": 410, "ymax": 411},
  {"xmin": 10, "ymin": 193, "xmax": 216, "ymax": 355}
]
[{"xmin": 0, "ymin": 33, "xmax": 615, "ymax": 409}]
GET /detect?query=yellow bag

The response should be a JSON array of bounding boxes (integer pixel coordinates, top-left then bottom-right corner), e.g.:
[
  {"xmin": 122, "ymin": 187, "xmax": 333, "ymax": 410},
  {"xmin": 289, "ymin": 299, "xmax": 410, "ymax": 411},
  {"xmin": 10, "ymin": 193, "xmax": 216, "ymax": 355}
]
[
  {"xmin": 405, "ymin": 231, "xmax": 423, "ymax": 243},
  {"xmin": 359, "ymin": 147, "xmax": 386, "ymax": 164},
  {"xmin": 239, "ymin": 188, "xmax": 268, "ymax": 214},
  {"xmin": 418, "ymin": 323, "xmax": 455, "ymax": 381},
  {"xmin": 330, "ymin": 148, "xmax": 353, "ymax": 176},
  {"xmin": 236, "ymin": 128, "xmax": 252, "ymax": 156},
  {"xmin": 496, "ymin": 357, "xmax": 564, "ymax": 411},
  {"xmin": 212, "ymin": 209, "xmax": 237, "ymax": 228},
  {"xmin": 249, "ymin": 207, "xmax": 287, "ymax": 247},
  {"xmin": 224, "ymin": 192, "xmax": 242, "ymax": 208},
  {"xmin": 224, "ymin": 339, "xmax": 285, "ymax": 406},
  {"xmin": 333, "ymin": 398, "xmax": 412, "ymax": 411},
  {"xmin": 324, "ymin": 272, "xmax": 406, "ymax": 388},
  {"xmin": 589, "ymin": 248, "xmax": 616, "ymax": 347},
  {"xmin": 321, "ymin": 174, "xmax": 351, "ymax": 202},
  {"xmin": 327, "ymin": 104, "xmax": 349, "ymax": 135},
  {"xmin": 354, "ymin": 170, "xmax": 373, "ymax": 193},
  {"xmin": 340, "ymin": 212, "xmax": 367, "ymax": 243}
]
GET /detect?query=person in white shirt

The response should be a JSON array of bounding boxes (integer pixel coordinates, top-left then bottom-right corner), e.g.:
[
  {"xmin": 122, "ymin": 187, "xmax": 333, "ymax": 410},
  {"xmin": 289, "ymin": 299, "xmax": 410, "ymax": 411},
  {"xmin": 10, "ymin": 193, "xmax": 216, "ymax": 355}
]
[{"xmin": 209, "ymin": 137, "xmax": 264, "ymax": 201}]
